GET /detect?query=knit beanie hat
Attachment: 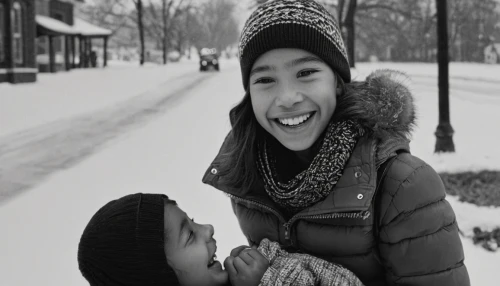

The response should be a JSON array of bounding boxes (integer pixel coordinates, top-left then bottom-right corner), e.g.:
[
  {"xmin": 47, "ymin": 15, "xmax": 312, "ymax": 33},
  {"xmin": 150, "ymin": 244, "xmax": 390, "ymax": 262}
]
[
  {"xmin": 77, "ymin": 193, "xmax": 180, "ymax": 286},
  {"xmin": 239, "ymin": 0, "xmax": 350, "ymax": 90}
]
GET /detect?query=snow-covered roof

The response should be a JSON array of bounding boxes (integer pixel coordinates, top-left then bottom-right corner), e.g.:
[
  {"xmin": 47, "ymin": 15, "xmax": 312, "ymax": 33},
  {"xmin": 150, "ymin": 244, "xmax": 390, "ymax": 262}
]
[
  {"xmin": 73, "ymin": 18, "xmax": 112, "ymax": 37},
  {"xmin": 35, "ymin": 15, "xmax": 79, "ymax": 35},
  {"xmin": 36, "ymin": 15, "xmax": 112, "ymax": 37}
]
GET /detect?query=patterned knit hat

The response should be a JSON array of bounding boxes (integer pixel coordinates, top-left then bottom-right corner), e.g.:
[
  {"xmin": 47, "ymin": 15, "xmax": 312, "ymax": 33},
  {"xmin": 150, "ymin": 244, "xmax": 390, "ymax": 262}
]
[
  {"xmin": 77, "ymin": 193, "xmax": 180, "ymax": 286},
  {"xmin": 239, "ymin": 0, "xmax": 350, "ymax": 89}
]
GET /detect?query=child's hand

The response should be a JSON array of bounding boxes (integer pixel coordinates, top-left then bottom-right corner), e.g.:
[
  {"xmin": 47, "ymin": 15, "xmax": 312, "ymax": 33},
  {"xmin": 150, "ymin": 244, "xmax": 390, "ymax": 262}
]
[{"xmin": 224, "ymin": 245, "xmax": 269, "ymax": 286}]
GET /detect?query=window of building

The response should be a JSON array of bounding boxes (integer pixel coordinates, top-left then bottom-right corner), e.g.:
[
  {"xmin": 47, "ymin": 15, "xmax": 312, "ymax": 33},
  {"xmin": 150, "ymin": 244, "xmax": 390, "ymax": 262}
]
[
  {"xmin": 12, "ymin": 1, "xmax": 23, "ymax": 64},
  {"xmin": 0, "ymin": 3, "xmax": 5, "ymax": 63}
]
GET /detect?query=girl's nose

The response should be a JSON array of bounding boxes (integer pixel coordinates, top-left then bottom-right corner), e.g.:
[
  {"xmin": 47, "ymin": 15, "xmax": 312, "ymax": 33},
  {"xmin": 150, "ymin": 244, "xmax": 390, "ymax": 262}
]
[
  {"xmin": 202, "ymin": 224, "xmax": 215, "ymax": 240},
  {"xmin": 275, "ymin": 85, "xmax": 304, "ymax": 108}
]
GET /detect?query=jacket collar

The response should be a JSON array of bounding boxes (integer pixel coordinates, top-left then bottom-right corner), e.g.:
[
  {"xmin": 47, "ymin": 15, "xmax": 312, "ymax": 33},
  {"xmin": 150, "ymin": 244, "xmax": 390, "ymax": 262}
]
[{"xmin": 203, "ymin": 134, "xmax": 409, "ymax": 215}]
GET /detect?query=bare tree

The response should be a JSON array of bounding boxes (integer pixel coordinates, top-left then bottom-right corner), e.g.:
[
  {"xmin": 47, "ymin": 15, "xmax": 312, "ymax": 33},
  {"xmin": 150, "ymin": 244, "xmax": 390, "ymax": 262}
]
[
  {"xmin": 198, "ymin": 0, "xmax": 239, "ymax": 52},
  {"xmin": 448, "ymin": 0, "xmax": 499, "ymax": 61},
  {"xmin": 143, "ymin": 0, "xmax": 187, "ymax": 64},
  {"xmin": 75, "ymin": 0, "xmax": 130, "ymax": 36},
  {"xmin": 337, "ymin": 0, "xmax": 357, "ymax": 67},
  {"xmin": 162, "ymin": 0, "xmax": 170, "ymax": 64},
  {"xmin": 132, "ymin": 0, "xmax": 145, "ymax": 65},
  {"xmin": 354, "ymin": 0, "xmax": 436, "ymax": 62},
  {"xmin": 161, "ymin": 0, "xmax": 186, "ymax": 64}
]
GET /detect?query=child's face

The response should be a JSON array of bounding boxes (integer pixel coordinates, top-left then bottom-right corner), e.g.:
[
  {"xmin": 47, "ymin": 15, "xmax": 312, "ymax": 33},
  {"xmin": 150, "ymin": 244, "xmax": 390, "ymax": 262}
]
[
  {"xmin": 249, "ymin": 48, "xmax": 337, "ymax": 151},
  {"xmin": 164, "ymin": 203, "xmax": 228, "ymax": 286}
]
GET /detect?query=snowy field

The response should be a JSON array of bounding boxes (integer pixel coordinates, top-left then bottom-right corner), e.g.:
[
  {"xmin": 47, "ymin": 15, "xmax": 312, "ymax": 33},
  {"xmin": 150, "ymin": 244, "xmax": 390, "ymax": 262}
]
[{"xmin": 0, "ymin": 59, "xmax": 499, "ymax": 285}]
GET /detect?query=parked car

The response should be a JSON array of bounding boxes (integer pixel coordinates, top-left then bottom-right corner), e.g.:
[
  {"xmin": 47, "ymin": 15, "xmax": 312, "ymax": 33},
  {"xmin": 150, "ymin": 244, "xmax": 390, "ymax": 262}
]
[{"xmin": 199, "ymin": 48, "xmax": 219, "ymax": 71}]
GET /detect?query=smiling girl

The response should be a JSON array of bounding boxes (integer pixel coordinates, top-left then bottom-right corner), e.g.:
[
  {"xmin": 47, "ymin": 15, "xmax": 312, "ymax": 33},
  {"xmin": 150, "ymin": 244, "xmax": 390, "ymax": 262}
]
[{"xmin": 203, "ymin": 0, "xmax": 470, "ymax": 285}]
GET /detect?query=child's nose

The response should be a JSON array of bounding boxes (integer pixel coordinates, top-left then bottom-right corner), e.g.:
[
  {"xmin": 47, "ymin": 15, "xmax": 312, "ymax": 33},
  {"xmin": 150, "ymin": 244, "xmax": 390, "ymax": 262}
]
[
  {"xmin": 275, "ymin": 85, "xmax": 304, "ymax": 108},
  {"xmin": 202, "ymin": 224, "xmax": 214, "ymax": 239}
]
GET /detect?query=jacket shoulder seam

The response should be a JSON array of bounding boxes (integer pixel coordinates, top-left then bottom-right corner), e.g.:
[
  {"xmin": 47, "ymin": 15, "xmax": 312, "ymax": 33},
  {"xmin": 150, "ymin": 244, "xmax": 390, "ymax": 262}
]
[
  {"xmin": 391, "ymin": 259, "xmax": 465, "ymax": 281},
  {"xmin": 380, "ymin": 162, "xmax": 430, "ymax": 223},
  {"xmin": 380, "ymin": 219, "xmax": 456, "ymax": 245},
  {"xmin": 381, "ymin": 196, "xmax": 447, "ymax": 228}
]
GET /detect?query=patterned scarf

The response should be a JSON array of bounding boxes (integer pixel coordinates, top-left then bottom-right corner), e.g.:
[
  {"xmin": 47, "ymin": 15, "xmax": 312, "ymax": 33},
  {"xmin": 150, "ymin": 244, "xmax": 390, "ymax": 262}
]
[{"xmin": 257, "ymin": 120, "xmax": 364, "ymax": 213}]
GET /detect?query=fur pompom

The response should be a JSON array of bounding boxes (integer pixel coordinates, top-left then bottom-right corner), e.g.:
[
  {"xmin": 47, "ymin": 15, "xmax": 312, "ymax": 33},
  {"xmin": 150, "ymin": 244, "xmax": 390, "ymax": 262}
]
[{"xmin": 342, "ymin": 69, "xmax": 416, "ymax": 140}]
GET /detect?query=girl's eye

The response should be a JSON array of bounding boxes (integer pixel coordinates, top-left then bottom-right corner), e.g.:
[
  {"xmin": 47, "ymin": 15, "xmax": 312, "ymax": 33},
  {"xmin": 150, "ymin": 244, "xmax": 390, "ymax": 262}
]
[
  {"xmin": 253, "ymin": 78, "xmax": 274, "ymax": 84},
  {"xmin": 186, "ymin": 218, "xmax": 195, "ymax": 245},
  {"xmin": 298, "ymin": 69, "xmax": 319, "ymax": 77}
]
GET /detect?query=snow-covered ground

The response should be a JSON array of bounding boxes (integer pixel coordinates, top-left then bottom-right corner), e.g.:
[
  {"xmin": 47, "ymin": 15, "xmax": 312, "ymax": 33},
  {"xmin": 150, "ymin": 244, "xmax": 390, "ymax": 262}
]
[
  {"xmin": 0, "ymin": 59, "xmax": 499, "ymax": 285},
  {"xmin": 0, "ymin": 59, "xmax": 201, "ymax": 137}
]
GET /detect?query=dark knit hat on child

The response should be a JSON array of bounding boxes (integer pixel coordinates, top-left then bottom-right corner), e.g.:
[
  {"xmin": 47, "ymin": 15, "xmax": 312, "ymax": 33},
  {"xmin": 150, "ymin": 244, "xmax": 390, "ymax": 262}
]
[
  {"xmin": 239, "ymin": 0, "xmax": 350, "ymax": 89},
  {"xmin": 78, "ymin": 193, "xmax": 180, "ymax": 286}
]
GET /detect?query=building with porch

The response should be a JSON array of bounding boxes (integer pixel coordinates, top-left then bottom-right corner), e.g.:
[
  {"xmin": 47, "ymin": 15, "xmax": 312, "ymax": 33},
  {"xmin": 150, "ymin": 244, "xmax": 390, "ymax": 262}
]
[{"xmin": 0, "ymin": 0, "xmax": 111, "ymax": 84}]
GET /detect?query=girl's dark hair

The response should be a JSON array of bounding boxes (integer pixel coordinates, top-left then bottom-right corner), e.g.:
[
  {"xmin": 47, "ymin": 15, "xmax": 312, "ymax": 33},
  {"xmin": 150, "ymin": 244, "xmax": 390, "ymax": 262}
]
[
  {"xmin": 217, "ymin": 91, "xmax": 265, "ymax": 190},
  {"xmin": 218, "ymin": 74, "xmax": 349, "ymax": 190}
]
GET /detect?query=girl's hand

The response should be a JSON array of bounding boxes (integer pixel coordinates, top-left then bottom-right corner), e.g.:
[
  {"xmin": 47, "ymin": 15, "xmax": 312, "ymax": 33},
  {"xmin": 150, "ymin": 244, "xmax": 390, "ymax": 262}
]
[{"xmin": 224, "ymin": 246, "xmax": 269, "ymax": 286}]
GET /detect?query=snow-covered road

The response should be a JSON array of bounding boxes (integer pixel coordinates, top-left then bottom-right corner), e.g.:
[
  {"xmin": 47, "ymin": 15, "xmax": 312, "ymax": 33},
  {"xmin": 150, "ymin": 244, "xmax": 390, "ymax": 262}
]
[
  {"xmin": 0, "ymin": 69, "xmax": 215, "ymax": 204},
  {"xmin": 0, "ymin": 60, "xmax": 499, "ymax": 285}
]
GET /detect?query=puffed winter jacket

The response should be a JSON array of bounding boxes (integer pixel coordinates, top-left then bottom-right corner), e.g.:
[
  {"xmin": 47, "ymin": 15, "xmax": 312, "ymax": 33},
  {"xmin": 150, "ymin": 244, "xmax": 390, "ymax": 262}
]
[{"xmin": 203, "ymin": 70, "xmax": 470, "ymax": 286}]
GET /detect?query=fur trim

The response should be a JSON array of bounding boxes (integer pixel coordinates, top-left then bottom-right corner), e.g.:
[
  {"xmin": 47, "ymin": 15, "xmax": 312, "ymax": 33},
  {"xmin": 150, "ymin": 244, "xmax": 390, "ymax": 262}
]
[{"xmin": 342, "ymin": 69, "xmax": 416, "ymax": 141}]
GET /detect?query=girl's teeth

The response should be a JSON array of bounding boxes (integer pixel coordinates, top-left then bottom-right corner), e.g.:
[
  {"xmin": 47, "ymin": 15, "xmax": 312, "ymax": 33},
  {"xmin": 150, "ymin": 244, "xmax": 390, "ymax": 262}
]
[
  {"xmin": 278, "ymin": 113, "xmax": 311, "ymax": 126},
  {"xmin": 208, "ymin": 254, "xmax": 217, "ymax": 266}
]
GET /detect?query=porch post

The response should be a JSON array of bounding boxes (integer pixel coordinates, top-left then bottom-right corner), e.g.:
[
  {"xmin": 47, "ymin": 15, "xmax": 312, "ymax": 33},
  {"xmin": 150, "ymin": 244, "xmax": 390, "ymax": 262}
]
[
  {"xmin": 78, "ymin": 36, "xmax": 83, "ymax": 68},
  {"xmin": 48, "ymin": 35, "xmax": 55, "ymax": 73},
  {"xmin": 82, "ymin": 37, "xmax": 87, "ymax": 68},
  {"xmin": 71, "ymin": 36, "xmax": 76, "ymax": 68},
  {"xmin": 103, "ymin": 36, "xmax": 108, "ymax": 67},
  {"xmin": 85, "ymin": 37, "xmax": 90, "ymax": 67},
  {"xmin": 64, "ymin": 35, "xmax": 71, "ymax": 71},
  {"xmin": 89, "ymin": 38, "xmax": 94, "ymax": 67}
]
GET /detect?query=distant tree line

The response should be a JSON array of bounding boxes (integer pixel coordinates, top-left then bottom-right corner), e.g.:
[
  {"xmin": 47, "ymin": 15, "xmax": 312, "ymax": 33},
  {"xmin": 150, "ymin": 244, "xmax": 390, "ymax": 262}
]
[
  {"xmin": 77, "ymin": 0, "xmax": 240, "ymax": 65},
  {"xmin": 353, "ymin": 0, "xmax": 499, "ymax": 62},
  {"xmin": 253, "ymin": 0, "xmax": 500, "ymax": 63}
]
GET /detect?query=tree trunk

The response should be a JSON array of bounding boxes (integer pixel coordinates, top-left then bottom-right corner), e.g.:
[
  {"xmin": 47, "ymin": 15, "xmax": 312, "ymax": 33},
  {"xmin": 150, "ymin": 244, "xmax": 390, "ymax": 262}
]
[
  {"xmin": 162, "ymin": 0, "xmax": 168, "ymax": 65},
  {"xmin": 434, "ymin": 0, "xmax": 455, "ymax": 152},
  {"xmin": 337, "ymin": 0, "xmax": 345, "ymax": 32},
  {"xmin": 338, "ymin": 0, "xmax": 357, "ymax": 68},
  {"xmin": 137, "ymin": 0, "xmax": 145, "ymax": 66},
  {"xmin": 344, "ymin": 0, "xmax": 357, "ymax": 67}
]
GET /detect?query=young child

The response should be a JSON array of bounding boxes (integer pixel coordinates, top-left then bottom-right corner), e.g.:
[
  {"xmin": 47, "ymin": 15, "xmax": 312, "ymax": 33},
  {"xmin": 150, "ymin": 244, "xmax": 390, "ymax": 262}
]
[{"xmin": 78, "ymin": 193, "xmax": 364, "ymax": 286}]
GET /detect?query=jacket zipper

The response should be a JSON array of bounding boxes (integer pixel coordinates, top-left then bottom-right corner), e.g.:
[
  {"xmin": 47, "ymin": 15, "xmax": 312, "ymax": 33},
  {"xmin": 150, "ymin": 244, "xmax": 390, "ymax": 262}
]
[
  {"xmin": 224, "ymin": 193, "xmax": 287, "ymax": 224},
  {"xmin": 283, "ymin": 210, "xmax": 371, "ymax": 240},
  {"xmin": 225, "ymin": 192, "xmax": 371, "ymax": 243}
]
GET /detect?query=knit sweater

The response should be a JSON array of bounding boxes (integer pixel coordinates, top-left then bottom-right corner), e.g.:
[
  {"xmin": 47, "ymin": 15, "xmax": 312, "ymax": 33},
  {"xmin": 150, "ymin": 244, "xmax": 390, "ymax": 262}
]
[{"xmin": 258, "ymin": 238, "xmax": 364, "ymax": 286}]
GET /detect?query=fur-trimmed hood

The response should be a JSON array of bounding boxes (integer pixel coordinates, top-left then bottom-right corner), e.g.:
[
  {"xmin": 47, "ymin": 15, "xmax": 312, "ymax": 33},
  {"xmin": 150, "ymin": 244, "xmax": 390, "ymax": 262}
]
[{"xmin": 342, "ymin": 69, "xmax": 416, "ymax": 142}]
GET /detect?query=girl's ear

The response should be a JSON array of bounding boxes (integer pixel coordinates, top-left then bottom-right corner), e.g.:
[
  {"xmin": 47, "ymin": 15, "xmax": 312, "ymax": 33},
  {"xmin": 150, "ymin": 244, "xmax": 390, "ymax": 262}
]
[{"xmin": 335, "ymin": 73, "xmax": 345, "ymax": 96}]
